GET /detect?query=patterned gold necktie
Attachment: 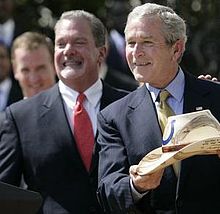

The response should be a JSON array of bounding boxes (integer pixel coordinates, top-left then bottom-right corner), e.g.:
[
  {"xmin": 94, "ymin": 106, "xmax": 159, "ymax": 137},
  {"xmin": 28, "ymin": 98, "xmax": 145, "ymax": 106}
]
[{"xmin": 157, "ymin": 90, "xmax": 180, "ymax": 176}]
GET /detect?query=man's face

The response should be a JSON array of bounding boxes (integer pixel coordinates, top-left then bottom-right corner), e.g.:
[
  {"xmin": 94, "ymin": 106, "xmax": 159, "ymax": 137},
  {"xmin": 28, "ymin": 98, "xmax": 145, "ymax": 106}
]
[
  {"xmin": 0, "ymin": 44, "xmax": 10, "ymax": 82},
  {"xmin": 125, "ymin": 16, "xmax": 179, "ymax": 88},
  {"xmin": 54, "ymin": 18, "xmax": 106, "ymax": 91},
  {"xmin": 13, "ymin": 45, "xmax": 56, "ymax": 97}
]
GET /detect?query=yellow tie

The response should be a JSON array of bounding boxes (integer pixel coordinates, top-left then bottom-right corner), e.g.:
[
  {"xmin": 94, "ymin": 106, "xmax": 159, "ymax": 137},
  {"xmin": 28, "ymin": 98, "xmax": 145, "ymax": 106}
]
[
  {"xmin": 157, "ymin": 90, "xmax": 180, "ymax": 176},
  {"xmin": 157, "ymin": 90, "xmax": 174, "ymax": 132}
]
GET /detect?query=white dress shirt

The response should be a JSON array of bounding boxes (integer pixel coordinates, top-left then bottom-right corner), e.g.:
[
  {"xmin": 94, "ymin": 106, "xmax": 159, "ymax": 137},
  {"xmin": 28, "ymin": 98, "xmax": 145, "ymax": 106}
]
[{"xmin": 58, "ymin": 79, "xmax": 103, "ymax": 136}]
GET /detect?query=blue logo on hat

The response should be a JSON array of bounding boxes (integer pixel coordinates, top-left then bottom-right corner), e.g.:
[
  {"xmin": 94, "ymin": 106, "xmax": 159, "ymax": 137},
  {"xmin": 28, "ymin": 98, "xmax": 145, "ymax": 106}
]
[{"xmin": 162, "ymin": 119, "xmax": 176, "ymax": 145}]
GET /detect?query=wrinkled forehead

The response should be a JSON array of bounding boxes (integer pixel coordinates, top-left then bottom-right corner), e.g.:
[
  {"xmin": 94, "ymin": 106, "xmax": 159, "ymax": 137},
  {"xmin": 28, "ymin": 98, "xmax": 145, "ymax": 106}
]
[{"xmin": 55, "ymin": 18, "xmax": 93, "ymax": 39}]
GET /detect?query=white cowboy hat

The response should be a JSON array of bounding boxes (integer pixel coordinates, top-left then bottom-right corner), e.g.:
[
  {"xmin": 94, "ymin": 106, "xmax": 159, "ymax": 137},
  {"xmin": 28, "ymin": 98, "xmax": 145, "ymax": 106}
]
[{"xmin": 137, "ymin": 110, "xmax": 220, "ymax": 175}]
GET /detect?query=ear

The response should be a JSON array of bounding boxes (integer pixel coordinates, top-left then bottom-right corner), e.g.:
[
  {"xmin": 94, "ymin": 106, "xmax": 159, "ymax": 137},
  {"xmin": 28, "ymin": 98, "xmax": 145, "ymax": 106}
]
[
  {"xmin": 11, "ymin": 61, "xmax": 19, "ymax": 80},
  {"xmin": 97, "ymin": 46, "xmax": 107, "ymax": 66},
  {"xmin": 172, "ymin": 39, "xmax": 185, "ymax": 62}
]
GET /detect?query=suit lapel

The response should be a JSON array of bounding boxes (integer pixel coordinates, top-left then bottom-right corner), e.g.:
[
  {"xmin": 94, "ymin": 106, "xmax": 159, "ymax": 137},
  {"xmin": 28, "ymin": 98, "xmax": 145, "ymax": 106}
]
[
  {"xmin": 90, "ymin": 82, "xmax": 128, "ymax": 174},
  {"xmin": 127, "ymin": 86, "xmax": 162, "ymax": 156},
  {"xmin": 39, "ymin": 84, "xmax": 87, "ymax": 174}
]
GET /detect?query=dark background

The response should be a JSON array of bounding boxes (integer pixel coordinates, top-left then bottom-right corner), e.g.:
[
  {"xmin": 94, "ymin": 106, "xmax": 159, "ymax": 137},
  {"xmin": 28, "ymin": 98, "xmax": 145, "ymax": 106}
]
[{"xmin": 14, "ymin": 0, "xmax": 220, "ymax": 78}]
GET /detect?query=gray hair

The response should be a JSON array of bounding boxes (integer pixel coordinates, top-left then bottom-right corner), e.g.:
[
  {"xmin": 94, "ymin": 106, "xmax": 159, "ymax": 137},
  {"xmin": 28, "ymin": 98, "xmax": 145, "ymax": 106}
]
[
  {"xmin": 54, "ymin": 10, "xmax": 107, "ymax": 48},
  {"xmin": 125, "ymin": 3, "xmax": 187, "ymax": 46}
]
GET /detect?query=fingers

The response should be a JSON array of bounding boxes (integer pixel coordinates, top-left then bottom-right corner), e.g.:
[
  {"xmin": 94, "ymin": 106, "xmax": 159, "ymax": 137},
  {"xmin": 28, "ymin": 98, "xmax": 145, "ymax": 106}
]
[
  {"xmin": 198, "ymin": 74, "xmax": 218, "ymax": 81},
  {"xmin": 129, "ymin": 165, "xmax": 138, "ymax": 176},
  {"xmin": 129, "ymin": 165, "xmax": 164, "ymax": 193},
  {"xmin": 212, "ymin": 77, "xmax": 218, "ymax": 81}
]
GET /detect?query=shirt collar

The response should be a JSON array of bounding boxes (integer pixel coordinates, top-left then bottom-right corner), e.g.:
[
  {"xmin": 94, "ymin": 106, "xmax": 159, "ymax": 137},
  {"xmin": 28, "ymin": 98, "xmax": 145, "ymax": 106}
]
[
  {"xmin": 58, "ymin": 79, "xmax": 103, "ymax": 109},
  {"xmin": 146, "ymin": 68, "xmax": 185, "ymax": 103}
]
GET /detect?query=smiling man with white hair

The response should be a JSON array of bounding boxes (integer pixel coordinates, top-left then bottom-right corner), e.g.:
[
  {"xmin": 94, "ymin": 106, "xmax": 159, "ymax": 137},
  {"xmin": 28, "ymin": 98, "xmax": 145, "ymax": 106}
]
[{"xmin": 97, "ymin": 3, "xmax": 220, "ymax": 214}]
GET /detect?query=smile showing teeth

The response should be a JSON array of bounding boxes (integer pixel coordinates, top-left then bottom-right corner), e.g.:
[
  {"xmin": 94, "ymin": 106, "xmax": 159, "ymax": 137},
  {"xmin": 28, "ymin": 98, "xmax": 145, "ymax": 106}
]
[
  {"xmin": 64, "ymin": 60, "xmax": 83, "ymax": 67},
  {"xmin": 135, "ymin": 62, "xmax": 150, "ymax": 66}
]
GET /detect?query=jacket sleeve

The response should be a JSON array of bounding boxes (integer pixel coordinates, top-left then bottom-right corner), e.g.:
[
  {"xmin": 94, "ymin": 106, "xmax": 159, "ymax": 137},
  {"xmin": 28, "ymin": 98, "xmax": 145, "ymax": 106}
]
[
  {"xmin": 0, "ymin": 107, "xmax": 22, "ymax": 186},
  {"xmin": 97, "ymin": 111, "xmax": 144, "ymax": 214}
]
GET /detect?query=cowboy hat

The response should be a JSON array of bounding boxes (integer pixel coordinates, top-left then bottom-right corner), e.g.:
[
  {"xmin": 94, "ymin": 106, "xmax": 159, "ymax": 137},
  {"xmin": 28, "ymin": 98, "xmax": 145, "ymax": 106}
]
[{"xmin": 137, "ymin": 110, "xmax": 220, "ymax": 175}]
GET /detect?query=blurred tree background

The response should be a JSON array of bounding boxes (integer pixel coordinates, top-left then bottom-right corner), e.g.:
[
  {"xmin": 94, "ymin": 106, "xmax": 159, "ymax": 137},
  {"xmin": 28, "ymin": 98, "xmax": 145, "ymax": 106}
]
[{"xmin": 14, "ymin": 0, "xmax": 220, "ymax": 78}]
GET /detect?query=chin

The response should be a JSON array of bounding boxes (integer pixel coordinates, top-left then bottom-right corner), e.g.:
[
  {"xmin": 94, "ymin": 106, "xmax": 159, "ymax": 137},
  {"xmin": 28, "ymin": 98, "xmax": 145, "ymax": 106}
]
[
  {"xmin": 133, "ymin": 73, "xmax": 144, "ymax": 82},
  {"xmin": 60, "ymin": 69, "xmax": 76, "ymax": 79}
]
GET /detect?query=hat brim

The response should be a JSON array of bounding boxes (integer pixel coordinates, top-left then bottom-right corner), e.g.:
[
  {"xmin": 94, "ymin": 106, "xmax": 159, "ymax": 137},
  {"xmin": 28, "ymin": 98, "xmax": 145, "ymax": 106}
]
[{"xmin": 136, "ymin": 137, "xmax": 220, "ymax": 175}]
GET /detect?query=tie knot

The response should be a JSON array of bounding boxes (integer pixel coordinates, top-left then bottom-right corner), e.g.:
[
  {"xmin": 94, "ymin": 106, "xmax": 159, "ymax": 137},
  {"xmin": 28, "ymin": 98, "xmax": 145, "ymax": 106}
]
[
  {"xmin": 77, "ymin": 93, "xmax": 86, "ymax": 104},
  {"xmin": 159, "ymin": 90, "xmax": 170, "ymax": 103}
]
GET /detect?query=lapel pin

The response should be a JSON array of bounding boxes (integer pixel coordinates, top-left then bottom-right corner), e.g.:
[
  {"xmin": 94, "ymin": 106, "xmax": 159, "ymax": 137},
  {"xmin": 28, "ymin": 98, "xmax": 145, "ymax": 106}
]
[{"xmin": 195, "ymin": 106, "xmax": 203, "ymax": 111}]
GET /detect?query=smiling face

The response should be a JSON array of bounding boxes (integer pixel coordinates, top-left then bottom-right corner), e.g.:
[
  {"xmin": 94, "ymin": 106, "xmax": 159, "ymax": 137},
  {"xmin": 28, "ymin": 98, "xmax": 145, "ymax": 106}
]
[
  {"xmin": 125, "ymin": 16, "xmax": 182, "ymax": 88},
  {"xmin": 54, "ymin": 18, "xmax": 106, "ymax": 92},
  {"xmin": 13, "ymin": 45, "xmax": 56, "ymax": 97}
]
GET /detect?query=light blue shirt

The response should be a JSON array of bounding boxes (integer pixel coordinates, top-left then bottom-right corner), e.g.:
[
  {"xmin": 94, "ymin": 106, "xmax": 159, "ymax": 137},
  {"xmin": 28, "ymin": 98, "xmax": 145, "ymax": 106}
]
[{"xmin": 146, "ymin": 68, "xmax": 185, "ymax": 115}]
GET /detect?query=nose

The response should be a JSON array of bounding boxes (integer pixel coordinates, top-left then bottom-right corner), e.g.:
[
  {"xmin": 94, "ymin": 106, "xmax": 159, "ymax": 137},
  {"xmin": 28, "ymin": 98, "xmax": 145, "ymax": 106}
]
[
  {"xmin": 28, "ymin": 72, "xmax": 41, "ymax": 84},
  {"xmin": 133, "ymin": 43, "xmax": 144, "ymax": 57},
  {"xmin": 63, "ymin": 43, "xmax": 76, "ymax": 56}
]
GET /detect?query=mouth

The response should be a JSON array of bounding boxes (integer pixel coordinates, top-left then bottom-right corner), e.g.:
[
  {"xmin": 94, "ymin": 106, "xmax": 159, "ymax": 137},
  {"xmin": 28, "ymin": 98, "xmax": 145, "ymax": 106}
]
[
  {"xmin": 63, "ymin": 57, "xmax": 83, "ymax": 68},
  {"xmin": 29, "ymin": 84, "xmax": 43, "ymax": 91},
  {"xmin": 134, "ymin": 62, "xmax": 151, "ymax": 66}
]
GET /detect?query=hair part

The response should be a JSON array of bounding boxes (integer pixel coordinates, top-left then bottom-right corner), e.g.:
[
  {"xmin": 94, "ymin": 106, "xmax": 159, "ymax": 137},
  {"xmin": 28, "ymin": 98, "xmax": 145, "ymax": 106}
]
[{"xmin": 54, "ymin": 10, "xmax": 107, "ymax": 48}]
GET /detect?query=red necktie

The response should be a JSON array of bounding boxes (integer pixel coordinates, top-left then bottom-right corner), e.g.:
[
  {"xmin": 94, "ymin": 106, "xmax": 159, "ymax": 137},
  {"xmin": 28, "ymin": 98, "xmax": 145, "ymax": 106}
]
[{"xmin": 73, "ymin": 93, "xmax": 94, "ymax": 171}]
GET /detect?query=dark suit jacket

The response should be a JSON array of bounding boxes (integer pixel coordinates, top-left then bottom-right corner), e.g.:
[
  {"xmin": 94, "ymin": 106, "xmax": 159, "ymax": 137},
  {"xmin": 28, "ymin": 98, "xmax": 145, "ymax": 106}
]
[
  {"xmin": 106, "ymin": 36, "xmax": 130, "ymax": 77},
  {"xmin": 97, "ymin": 72, "xmax": 220, "ymax": 214},
  {"xmin": 103, "ymin": 66, "xmax": 138, "ymax": 92},
  {"xmin": 6, "ymin": 79, "xmax": 23, "ymax": 107},
  {"xmin": 0, "ymin": 82, "xmax": 128, "ymax": 214}
]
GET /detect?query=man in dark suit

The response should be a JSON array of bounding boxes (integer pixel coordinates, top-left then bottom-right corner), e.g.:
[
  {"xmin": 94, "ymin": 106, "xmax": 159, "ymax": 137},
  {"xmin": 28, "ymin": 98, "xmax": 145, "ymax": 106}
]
[
  {"xmin": 0, "ymin": 10, "xmax": 127, "ymax": 214},
  {"xmin": 97, "ymin": 3, "xmax": 220, "ymax": 214},
  {"xmin": 0, "ymin": 41, "xmax": 22, "ymax": 111},
  {"xmin": 99, "ymin": 62, "xmax": 138, "ymax": 92},
  {"xmin": 104, "ymin": 0, "xmax": 138, "ymax": 91}
]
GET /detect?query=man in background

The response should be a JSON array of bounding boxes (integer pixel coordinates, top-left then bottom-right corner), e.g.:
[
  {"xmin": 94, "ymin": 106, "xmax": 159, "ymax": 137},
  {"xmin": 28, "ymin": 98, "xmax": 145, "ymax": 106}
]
[
  {"xmin": 0, "ymin": 40, "xmax": 22, "ymax": 111},
  {"xmin": 11, "ymin": 31, "xmax": 56, "ymax": 98},
  {"xmin": 103, "ymin": 0, "xmax": 138, "ymax": 91}
]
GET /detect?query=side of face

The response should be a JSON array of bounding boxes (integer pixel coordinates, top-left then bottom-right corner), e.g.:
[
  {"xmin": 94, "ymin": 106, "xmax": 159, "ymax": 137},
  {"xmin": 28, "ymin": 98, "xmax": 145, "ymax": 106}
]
[
  {"xmin": 13, "ymin": 45, "xmax": 56, "ymax": 97},
  {"xmin": 125, "ymin": 16, "xmax": 183, "ymax": 88},
  {"xmin": 54, "ymin": 18, "xmax": 106, "ymax": 91},
  {"xmin": 0, "ymin": 44, "xmax": 11, "ymax": 82}
]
